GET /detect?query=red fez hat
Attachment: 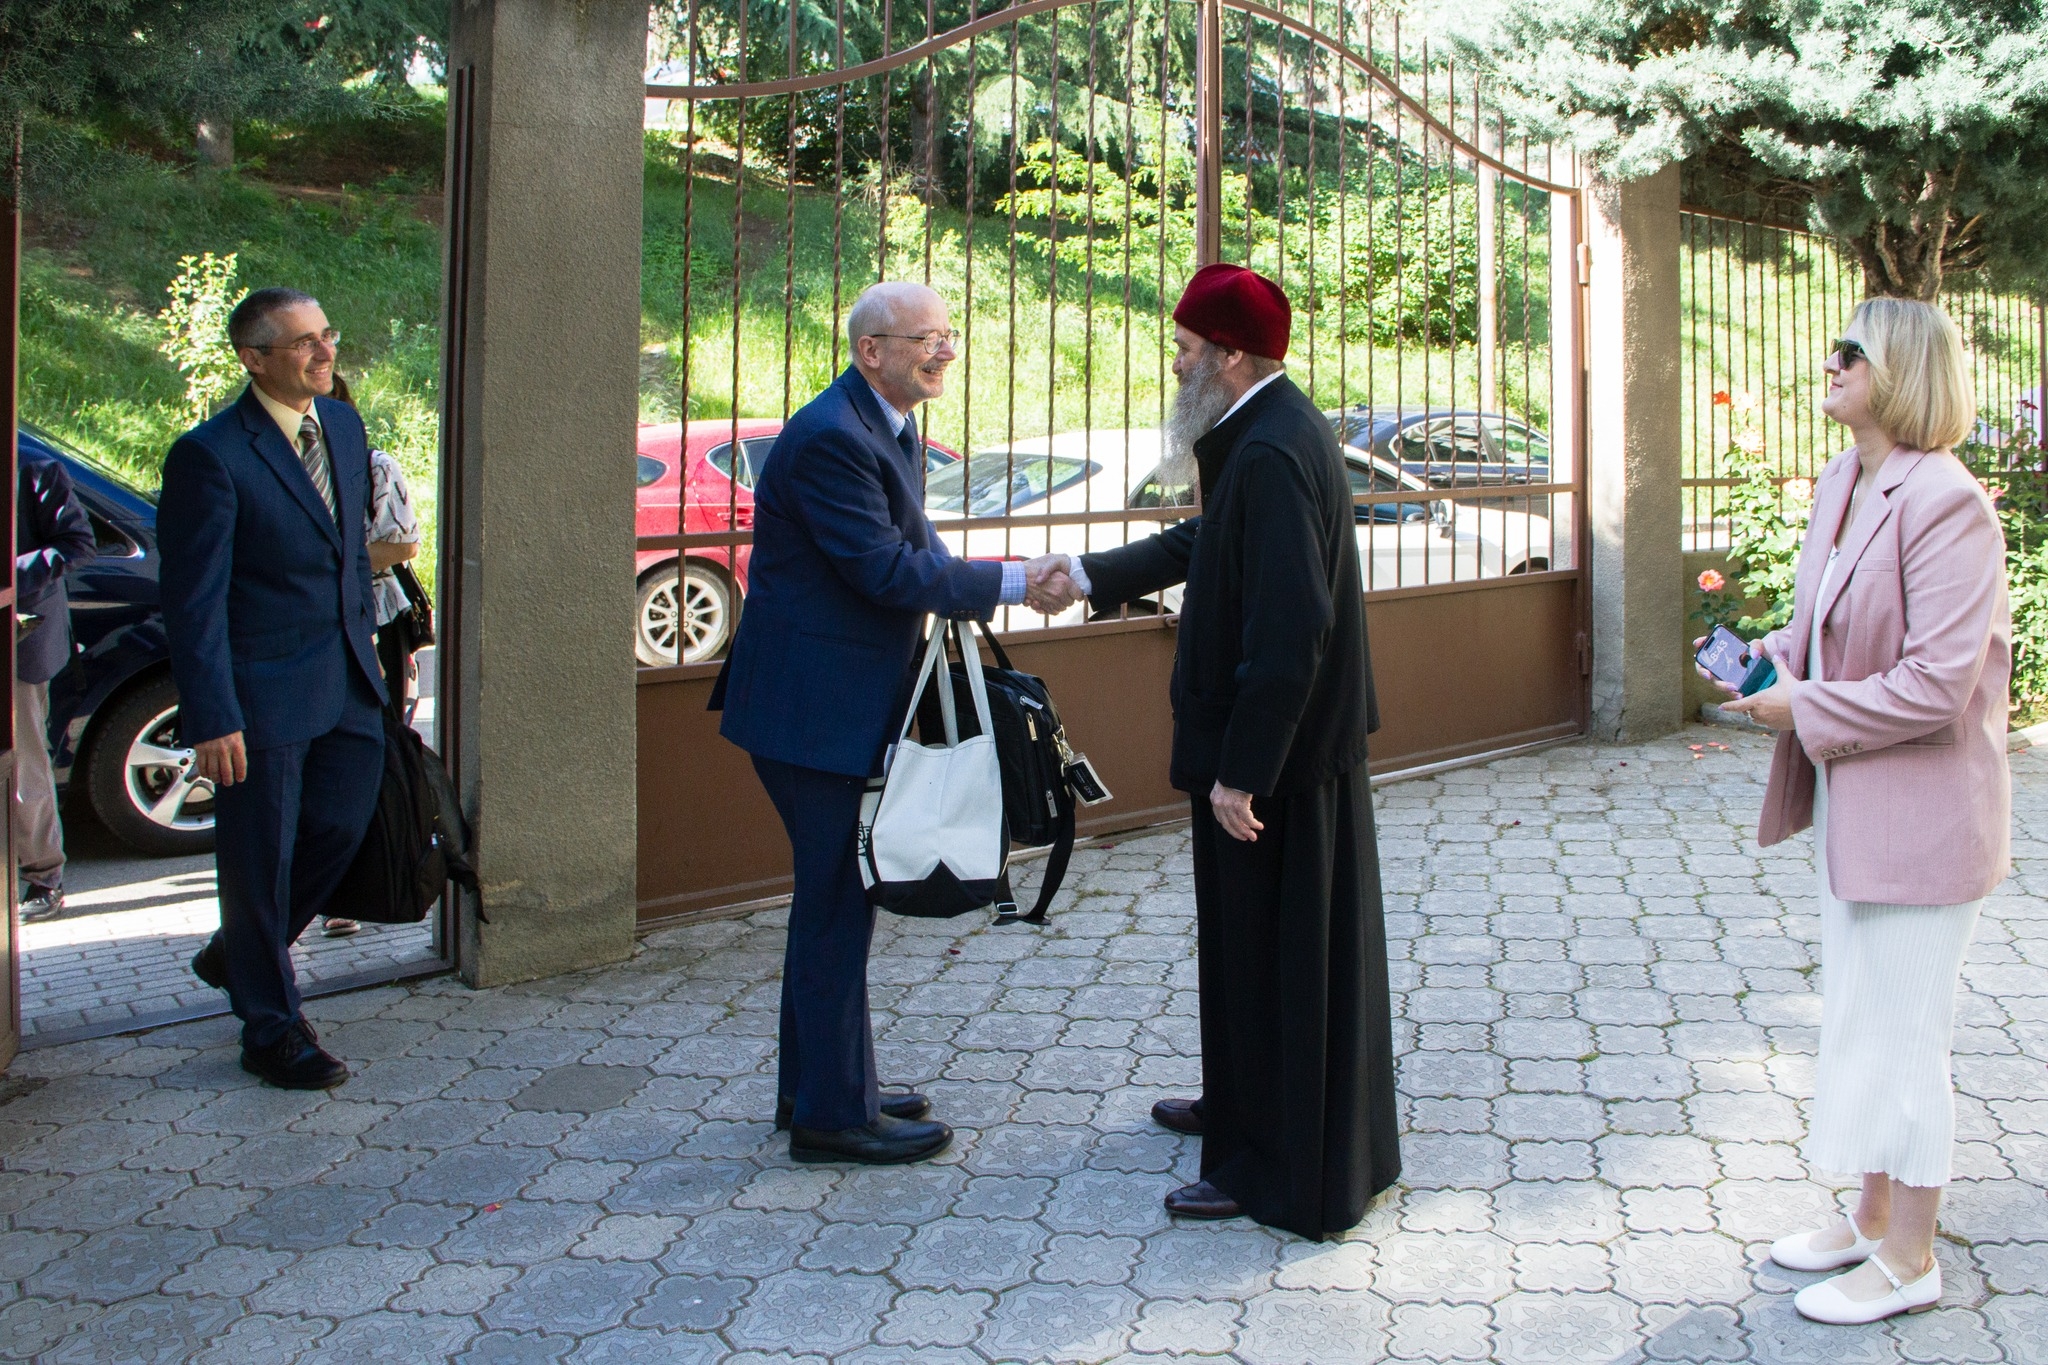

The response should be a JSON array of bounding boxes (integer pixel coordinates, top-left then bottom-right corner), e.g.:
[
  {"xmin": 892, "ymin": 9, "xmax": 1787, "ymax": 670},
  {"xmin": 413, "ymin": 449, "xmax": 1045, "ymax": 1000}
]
[{"xmin": 1173, "ymin": 263, "xmax": 1291, "ymax": 360}]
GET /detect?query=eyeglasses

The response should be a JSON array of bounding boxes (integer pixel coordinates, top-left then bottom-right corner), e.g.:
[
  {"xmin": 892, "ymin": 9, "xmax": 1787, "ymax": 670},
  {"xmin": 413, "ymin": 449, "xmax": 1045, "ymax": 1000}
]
[
  {"xmin": 1831, "ymin": 338, "xmax": 1869, "ymax": 368},
  {"xmin": 254, "ymin": 328, "xmax": 342, "ymax": 356},
  {"xmin": 870, "ymin": 329, "xmax": 962, "ymax": 356}
]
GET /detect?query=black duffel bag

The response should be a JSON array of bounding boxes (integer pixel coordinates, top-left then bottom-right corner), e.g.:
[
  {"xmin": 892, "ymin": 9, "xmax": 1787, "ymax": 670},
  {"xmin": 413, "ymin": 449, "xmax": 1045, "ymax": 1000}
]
[
  {"xmin": 332, "ymin": 709, "xmax": 477, "ymax": 924},
  {"xmin": 912, "ymin": 619, "xmax": 1102, "ymax": 925}
]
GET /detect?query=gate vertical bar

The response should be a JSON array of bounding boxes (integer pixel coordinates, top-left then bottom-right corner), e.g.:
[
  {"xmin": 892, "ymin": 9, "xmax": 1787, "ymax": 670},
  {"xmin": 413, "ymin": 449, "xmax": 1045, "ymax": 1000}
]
[
  {"xmin": 1, "ymin": 119, "xmax": 20, "ymax": 1070},
  {"xmin": 436, "ymin": 66, "xmax": 477, "ymax": 973},
  {"xmin": 1195, "ymin": 0, "xmax": 1224, "ymax": 267}
]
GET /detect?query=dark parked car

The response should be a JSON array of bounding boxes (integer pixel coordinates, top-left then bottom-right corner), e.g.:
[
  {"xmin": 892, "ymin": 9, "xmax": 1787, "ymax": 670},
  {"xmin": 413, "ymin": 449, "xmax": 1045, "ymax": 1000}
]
[
  {"xmin": 19, "ymin": 423, "xmax": 214, "ymax": 855},
  {"xmin": 1329, "ymin": 405, "xmax": 1552, "ymax": 490}
]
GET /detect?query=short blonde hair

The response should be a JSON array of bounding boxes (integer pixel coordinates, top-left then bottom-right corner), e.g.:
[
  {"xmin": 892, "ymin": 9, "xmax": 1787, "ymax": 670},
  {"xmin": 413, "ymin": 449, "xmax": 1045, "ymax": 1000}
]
[{"xmin": 1850, "ymin": 297, "xmax": 1976, "ymax": 452}]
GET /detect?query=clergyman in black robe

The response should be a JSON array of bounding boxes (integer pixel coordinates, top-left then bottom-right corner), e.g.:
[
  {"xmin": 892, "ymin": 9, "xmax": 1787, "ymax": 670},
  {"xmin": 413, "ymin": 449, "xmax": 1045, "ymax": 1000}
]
[{"xmin": 1060, "ymin": 263, "xmax": 1399, "ymax": 1241}]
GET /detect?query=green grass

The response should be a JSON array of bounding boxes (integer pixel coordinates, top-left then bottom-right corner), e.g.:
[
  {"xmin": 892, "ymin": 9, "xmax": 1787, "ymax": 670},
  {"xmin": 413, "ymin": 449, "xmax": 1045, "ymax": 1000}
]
[
  {"xmin": 19, "ymin": 155, "xmax": 446, "ymax": 581},
  {"xmin": 640, "ymin": 142, "xmax": 1559, "ymax": 461},
  {"xmin": 23, "ymin": 135, "xmax": 1569, "ymax": 585}
]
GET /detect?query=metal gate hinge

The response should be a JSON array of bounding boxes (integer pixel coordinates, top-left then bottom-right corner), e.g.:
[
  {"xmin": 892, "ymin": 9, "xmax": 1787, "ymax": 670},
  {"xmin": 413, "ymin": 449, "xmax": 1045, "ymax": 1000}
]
[
  {"xmin": 1576, "ymin": 242, "xmax": 1593, "ymax": 285},
  {"xmin": 1576, "ymin": 632, "xmax": 1591, "ymax": 676}
]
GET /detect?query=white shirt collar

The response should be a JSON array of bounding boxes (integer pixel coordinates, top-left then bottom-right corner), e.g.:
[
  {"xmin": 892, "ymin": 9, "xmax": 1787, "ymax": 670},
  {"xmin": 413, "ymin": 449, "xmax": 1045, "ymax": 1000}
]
[
  {"xmin": 251, "ymin": 381, "xmax": 320, "ymax": 448},
  {"xmin": 865, "ymin": 382, "xmax": 909, "ymax": 437},
  {"xmin": 1216, "ymin": 369, "xmax": 1284, "ymax": 429}
]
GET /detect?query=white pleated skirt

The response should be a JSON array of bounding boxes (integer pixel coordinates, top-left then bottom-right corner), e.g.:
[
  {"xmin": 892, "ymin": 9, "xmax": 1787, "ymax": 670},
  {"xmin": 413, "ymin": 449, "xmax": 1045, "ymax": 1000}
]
[{"xmin": 1807, "ymin": 767, "xmax": 1981, "ymax": 1188}]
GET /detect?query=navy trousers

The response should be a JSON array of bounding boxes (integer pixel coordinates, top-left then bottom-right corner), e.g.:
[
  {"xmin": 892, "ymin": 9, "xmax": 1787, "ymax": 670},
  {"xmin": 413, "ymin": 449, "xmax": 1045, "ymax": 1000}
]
[
  {"xmin": 212, "ymin": 673, "xmax": 384, "ymax": 1049},
  {"xmin": 752, "ymin": 753, "xmax": 881, "ymax": 1130}
]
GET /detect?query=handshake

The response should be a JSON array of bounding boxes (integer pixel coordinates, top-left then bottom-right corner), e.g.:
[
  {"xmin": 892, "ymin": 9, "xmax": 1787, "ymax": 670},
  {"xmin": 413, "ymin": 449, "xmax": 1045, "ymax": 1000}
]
[{"xmin": 1021, "ymin": 553, "xmax": 1085, "ymax": 615}]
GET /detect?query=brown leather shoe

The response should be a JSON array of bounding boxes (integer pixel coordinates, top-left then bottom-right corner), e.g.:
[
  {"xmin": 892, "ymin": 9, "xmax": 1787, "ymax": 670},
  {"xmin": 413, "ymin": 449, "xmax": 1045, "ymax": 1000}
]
[
  {"xmin": 1164, "ymin": 1179, "xmax": 1241, "ymax": 1220},
  {"xmin": 1151, "ymin": 1097, "xmax": 1204, "ymax": 1135}
]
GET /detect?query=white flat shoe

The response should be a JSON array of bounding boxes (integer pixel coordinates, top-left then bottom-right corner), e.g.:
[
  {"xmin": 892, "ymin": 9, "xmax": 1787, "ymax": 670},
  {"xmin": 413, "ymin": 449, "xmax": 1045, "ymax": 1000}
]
[
  {"xmin": 1770, "ymin": 1213, "xmax": 1880, "ymax": 1272},
  {"xmin": 1794, "ymin": 1252, "xmax": 1941, "ymax": 1324}
]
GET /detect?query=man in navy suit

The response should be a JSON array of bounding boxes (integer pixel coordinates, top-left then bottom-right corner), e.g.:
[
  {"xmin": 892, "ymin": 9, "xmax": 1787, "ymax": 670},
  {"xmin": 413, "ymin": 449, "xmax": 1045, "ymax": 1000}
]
[
  {"xmin": 713, "ymin": 281, "xmax": 1067, "ymax": 1163},
  {"xmin": 161, "ymin": 287, "xmax": 387, "ymax": 1090}
]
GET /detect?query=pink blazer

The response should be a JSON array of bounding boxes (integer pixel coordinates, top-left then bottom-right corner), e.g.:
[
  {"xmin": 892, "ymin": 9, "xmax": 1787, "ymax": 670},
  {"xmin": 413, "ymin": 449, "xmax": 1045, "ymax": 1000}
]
[{"xmin": 1755, "ymin": 445, "xmax": 2011, "ymax": 905}]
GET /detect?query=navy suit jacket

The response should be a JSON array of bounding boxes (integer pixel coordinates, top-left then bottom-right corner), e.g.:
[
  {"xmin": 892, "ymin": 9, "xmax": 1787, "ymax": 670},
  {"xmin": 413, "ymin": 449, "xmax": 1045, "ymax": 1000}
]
[
  {"xmin": 16, "ymin": 446, "xmax": 98, "ymax": 684},
  {"xmin": 158, "ymin": 385, "xmax": 386, "ymax": 749},
  {"xmin": 712, "ymin": 367, "xmax": 1003, "ymax": 777}
]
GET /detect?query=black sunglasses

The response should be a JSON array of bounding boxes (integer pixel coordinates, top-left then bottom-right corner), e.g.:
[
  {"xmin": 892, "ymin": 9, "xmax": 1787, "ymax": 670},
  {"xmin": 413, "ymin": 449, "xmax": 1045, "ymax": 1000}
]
[{"xmin": 1831, "ymin": 338, "xmax": 1869, "ymax": 368}]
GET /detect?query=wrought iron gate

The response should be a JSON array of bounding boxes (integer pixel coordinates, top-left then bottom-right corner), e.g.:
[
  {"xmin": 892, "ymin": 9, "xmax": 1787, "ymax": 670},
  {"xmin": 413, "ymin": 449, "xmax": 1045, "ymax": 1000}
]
[
  {"xmin": 635, "ymin": 0, "xmax": 1588, "ymax": 921},
  {"xmin": 1681, "ymin": 207, "xmax": 2048, "ymax": 552}
]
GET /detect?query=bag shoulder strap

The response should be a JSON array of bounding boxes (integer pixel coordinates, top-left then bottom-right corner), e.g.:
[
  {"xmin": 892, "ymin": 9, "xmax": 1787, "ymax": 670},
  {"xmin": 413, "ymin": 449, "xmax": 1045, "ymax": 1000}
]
[
  {"xmin": 994, "ymin": 801, "xmax": 1074, "ymax": 926},
  {"xmin": 972, "ymin": 616, "xmax": 1019, "ymax": 673},
  {"xmin": 898, "ymin": 616, "xmax": 955, "ymax": 745}
]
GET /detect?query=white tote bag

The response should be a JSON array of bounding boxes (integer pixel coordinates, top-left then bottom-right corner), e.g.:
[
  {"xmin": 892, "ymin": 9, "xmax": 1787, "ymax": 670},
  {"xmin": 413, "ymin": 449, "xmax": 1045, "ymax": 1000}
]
[{"xmin": 857, "ymin": 617, "xmax": 1011, "ymax": 918}]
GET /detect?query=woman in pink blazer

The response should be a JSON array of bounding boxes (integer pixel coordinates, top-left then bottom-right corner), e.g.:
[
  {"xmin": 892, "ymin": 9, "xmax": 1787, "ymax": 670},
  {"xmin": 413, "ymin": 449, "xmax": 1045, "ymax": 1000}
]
[{"xmin": 1710, "ymin": 298, "xmax": 2010, "ymax": 1325}]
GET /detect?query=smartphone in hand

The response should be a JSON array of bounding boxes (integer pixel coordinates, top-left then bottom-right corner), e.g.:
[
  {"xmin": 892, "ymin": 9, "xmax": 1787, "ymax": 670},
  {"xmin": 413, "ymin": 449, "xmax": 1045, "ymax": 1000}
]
[{"xmin": 1696, "ymin": 626, "xmax": 1778, "ymax": 696}]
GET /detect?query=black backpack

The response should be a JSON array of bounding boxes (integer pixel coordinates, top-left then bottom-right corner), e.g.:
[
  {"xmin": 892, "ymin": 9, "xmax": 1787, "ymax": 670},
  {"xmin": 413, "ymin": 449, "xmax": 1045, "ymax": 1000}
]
[
  {"xmin": 333, "ymin": 708, "xmax": 478, "ymax": 924},
  {"xmin": 911, "ymin": 620, "xmax": 1079, "ymax": 925}
]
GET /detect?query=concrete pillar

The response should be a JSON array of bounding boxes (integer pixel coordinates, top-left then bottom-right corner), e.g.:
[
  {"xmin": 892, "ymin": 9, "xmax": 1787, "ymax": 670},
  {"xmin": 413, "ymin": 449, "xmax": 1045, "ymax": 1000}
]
[
  {"xmin": 443, "ymin": 0, "xmax": 643, "ymax": 985},
  {"xmin": 1584, "ymin": 165, "xmax": 1683, "ymax": 742}
]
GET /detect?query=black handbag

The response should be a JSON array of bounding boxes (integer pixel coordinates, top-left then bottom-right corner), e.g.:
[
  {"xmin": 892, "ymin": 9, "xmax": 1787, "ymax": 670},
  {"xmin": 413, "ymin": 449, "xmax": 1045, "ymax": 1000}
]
[
  {"xmin": 912, "ymin": 619, "xmax": 1106, "ymax": 925},
  {"xmin": 392, "ymin": 561, "xmax": 435, "ymax": 648},
  {"xmin": 331, "ymin": 709, "xmax": 476, "ymax": 924}
]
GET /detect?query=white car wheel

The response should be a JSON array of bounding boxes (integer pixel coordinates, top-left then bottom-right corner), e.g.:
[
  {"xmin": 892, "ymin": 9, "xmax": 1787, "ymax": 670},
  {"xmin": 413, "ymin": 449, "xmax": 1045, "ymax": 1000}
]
[{"xmin": 636, "ymin": 562, "xmax": 735, "ymax": 665}]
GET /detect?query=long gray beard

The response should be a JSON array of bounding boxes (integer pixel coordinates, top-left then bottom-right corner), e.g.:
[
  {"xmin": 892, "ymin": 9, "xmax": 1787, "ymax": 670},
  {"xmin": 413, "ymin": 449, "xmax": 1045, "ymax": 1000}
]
[{"xmin": 1158, "ymin": 353, "xmax": 1236, "ymax": 491}]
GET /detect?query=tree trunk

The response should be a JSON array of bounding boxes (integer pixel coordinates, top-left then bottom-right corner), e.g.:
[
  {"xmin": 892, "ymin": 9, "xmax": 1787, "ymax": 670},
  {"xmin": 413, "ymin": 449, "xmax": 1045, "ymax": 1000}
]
[
  {"xmin": 907, "ymin": 68, "xmax": 943, "ymax": 205},
  {"xmin": 1839, "ymin": 165, "xmax": 1958, "ymax": 300},
  {"xmin": 196, "ymin": 115, "xmax": 233, "ymax": 169}
]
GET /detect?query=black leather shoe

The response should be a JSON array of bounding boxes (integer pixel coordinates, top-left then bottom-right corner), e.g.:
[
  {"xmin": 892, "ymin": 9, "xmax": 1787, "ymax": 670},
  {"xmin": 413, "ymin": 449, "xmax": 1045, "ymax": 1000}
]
[
  {"xmin": 1164, "ymin": 1179, "xmax": 1242, "ymax": 1220},
  {"xmin": 789, "ymin": 1113, "xmax": 952, "ymax": 1164},
  {"xmin": 19, "ymin": 884, "xmax": 63, "ymax": 923},
  {"xmin": 1152, "ymin": 1097, "xmax": 1205, "ymax": 1136},
  {"xmin": 241, "ymin": 1021, "xmax": 349, "ymax": 1090},
  {"xmin": 190, "ymin": 936, "xmax": 228, "ymax": 990},
  {"xmin": 775, "ymin": 1091, "xmax": 930, "ymax": 1131}
]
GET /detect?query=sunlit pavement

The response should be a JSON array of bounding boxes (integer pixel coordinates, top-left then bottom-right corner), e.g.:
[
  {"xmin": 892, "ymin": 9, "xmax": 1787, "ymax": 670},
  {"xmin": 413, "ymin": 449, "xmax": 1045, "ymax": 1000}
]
[
  {"xmin": 17, "ymin": 655, "xmax": 443, "ymax": 1043},
  {"xmin": 3, "ymin": 724, "xmax": 2046, "ymax": 1362}
]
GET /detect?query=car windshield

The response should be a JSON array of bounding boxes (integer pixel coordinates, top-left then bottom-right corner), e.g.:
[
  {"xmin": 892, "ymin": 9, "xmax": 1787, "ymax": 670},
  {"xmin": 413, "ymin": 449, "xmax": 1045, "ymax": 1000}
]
[
  {"xmin": 928, "ymin": 454, "xmax": 1098, "ymax": 516},
  {"xmin": 21, "ymin": 422, "xmax": 158, "ymax": 504}
]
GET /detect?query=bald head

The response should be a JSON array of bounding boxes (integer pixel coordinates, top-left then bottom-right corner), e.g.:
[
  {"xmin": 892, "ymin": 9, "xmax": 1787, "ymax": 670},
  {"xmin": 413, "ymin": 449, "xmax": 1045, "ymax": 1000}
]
[
  {"xmin": 847, "ymin": 282, "xmax": 943, "ymax": 347},
  {"xmin": 848, "ymin": 281, "xmax": 956, "ymax": 414}
]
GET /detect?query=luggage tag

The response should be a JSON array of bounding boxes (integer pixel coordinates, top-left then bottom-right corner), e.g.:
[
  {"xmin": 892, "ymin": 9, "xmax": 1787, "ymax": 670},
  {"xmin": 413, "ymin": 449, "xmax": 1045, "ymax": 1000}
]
[
  {"xmin": 1051, "ymin": 727, "xmax": 1113, "ymax": 806},
  {"xmin": 1064, "ymin": 753, "xmax": 1113, "ymax": 806}
]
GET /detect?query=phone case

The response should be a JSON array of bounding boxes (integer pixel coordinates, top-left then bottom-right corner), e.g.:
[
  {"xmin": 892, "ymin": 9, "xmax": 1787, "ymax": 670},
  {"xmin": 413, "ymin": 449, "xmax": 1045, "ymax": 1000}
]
[
  {"xmin": 1696, "ymin": 627, "xmax": 1753, "ymax": 686},
  {"xmin": 1739, "ymin": 657, "xmax": 1778, "ymax": 696}
]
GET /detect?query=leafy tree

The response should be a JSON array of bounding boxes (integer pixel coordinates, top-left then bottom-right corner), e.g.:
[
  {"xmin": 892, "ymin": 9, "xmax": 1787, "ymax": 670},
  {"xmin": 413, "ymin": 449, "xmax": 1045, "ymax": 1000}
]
[
  {"xmin": 0, "ymin": 0, "xmax": 444, "ymax": 170},
  {"xmin": 157, "ymin": 251, "xmax": 248, "ymax": 423},
  {"xmin": 1452, "ymin": 0, "xmax": 2048, "ymax": 297}
]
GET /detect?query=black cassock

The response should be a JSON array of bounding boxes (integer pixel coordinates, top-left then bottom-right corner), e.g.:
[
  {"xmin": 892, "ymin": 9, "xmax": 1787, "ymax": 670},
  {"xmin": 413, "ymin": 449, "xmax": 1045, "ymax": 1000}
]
[{"xmin": 1079, "ymin": 374, "xmax": 1399, "ymax": 1240}]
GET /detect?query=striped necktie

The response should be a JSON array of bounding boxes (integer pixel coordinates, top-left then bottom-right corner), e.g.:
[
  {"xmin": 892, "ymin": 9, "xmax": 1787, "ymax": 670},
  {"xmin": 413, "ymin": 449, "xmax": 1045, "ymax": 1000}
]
[{"xmin": 297, "ymin": 414, "xmax": 339, "ymax": 523}]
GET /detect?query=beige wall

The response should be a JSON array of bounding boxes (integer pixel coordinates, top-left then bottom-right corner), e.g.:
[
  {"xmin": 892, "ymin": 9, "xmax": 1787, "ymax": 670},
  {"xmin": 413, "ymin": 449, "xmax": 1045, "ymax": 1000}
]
[
  {"xmin": 443, "ymin": 0, "xmax": 644, "ymax": 986},
  {"xmin": 1585, "ymin": 166, "xmax": 1685, "ymax": 742}
]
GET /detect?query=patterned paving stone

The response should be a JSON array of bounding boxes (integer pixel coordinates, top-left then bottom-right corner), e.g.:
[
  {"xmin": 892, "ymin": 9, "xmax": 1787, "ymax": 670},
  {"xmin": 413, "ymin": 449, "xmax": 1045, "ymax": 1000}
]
[
  {"xmin": 43, "ymin": 1292, "xmax": 236, "ymax": 1365},
  {"xmin": 8, "ymin": 727, "xmax": 2048, "ymax": 1361},
  {"xmin": 979, "ymin": 1282, "xmax": 1142, "ymax": 1362},
  {"xmin": 1235, "ymin": 1287, "xmax": 1391, "ymax": 1364}
]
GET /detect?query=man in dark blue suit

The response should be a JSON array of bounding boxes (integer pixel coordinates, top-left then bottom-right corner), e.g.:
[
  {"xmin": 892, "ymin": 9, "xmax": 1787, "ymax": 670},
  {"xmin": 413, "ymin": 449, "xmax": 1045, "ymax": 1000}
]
[
  {"xmin": 161, "ymin": 287, "xmax": 387, "ymax": 1090},
  {"xmin": 714, "ymin": 281, "xmax": 1067, "ymax": 1163}
]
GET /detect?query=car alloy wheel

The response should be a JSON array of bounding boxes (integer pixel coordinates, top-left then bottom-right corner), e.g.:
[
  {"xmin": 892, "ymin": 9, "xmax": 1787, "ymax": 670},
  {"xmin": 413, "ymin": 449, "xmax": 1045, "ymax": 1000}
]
[
  {"xmin": 636, "ymin": 561, "xmax": 736, "ymax": 666},
  {"xmin": 125, "ymin": 705, "xmax": 215, "ymax": 835},
  {"xmin": 84, "ymin": 673, "xmax": 219, "ymax": 856}
]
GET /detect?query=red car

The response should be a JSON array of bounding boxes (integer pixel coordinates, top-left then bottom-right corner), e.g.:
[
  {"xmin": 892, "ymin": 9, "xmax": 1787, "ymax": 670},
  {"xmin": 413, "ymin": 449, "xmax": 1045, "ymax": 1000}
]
[{"xmin": 635, "ymin": 419, "xmax": 959, "ymax": 664}]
